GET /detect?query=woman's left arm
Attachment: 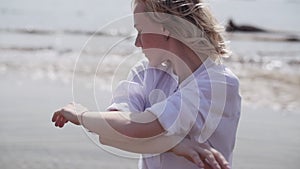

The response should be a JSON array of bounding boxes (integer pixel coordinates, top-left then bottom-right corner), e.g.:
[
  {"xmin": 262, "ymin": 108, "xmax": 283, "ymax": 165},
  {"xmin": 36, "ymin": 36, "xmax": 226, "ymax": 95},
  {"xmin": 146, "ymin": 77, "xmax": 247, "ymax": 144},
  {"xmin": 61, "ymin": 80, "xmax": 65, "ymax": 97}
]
[
  {"xmin": 52, "ymin": 103, "xmax": 230, "ymax": 169},
  {"xmin": 52, "ymin": 103, "xmax": 165, "ymax": 140}
]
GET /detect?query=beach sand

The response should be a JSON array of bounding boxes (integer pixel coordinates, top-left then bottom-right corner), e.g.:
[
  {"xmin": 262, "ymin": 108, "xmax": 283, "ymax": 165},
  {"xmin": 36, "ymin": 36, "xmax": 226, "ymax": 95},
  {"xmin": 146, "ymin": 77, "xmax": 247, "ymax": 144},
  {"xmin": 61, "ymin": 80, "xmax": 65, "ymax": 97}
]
[
  {"xmin": 233, "ymin": 106, "xmax": 300, "ymax": 168},
  {"xmin": 0, "ymin": 73, "xmax": 299, "ymax": 169},
  {"xmin": 0, "ymin": 73, "xmax": 138, "ymax": 169}
]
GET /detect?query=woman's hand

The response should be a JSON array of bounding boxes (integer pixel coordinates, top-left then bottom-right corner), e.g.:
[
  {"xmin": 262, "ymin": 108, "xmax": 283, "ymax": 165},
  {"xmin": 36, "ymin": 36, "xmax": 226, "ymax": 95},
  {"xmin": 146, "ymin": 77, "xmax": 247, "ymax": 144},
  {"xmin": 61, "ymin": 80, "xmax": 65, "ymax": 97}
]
[
  {"xmin": 171, "ymin": 138, "xmax": 230, "ymax": 169},
  {"xmin": 51, "ymin": 103, "xmax": 88, "ymax": 127}
]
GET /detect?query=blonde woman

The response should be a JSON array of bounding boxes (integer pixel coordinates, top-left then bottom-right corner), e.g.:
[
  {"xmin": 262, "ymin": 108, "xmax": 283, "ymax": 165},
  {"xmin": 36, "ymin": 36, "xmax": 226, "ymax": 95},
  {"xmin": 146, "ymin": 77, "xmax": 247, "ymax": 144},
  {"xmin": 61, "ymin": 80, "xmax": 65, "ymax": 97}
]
[{"xmin": 52, "ymin": 0, "xmax": 240, "ymax": 169}]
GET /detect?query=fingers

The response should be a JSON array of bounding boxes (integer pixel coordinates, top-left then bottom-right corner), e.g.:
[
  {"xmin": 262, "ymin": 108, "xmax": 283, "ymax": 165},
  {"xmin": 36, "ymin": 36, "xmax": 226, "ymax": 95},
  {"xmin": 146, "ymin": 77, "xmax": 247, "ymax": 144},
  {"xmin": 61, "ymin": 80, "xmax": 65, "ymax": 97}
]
[
  {"xmin": 54, "ymin": 115, "xmax": 61, "ymax": 127},
  {"xmin": 54, "ymin": 115, "xmax": 62, "ymax": 127},
  {"xmin": 211, "ymin": 149, "xmax": 230, "ymax": 169},
  {"xmin": 195, "ymin": 147, "xmax": 221, "ymax": 169},
  {"xmin": 189, "ymin": 150, "xmax": 205, "ymax": 168},
  {"xmin": 205, "ymin": 154, "xmax": 221, "ymax": 169},
  {"xmin": 52, "ymin": 111, "xmax": 60, "ymax": 122},
  {"xmin": 57, "ymin": 116, "xmax": 68, "ymax": 127},
  {"xmin": 52, "ymin": 110, "xmax": 68, "ymax": 128},
  {"xmin": 52, "ymin": 108, "xmax": 66, "ymax": 122}
]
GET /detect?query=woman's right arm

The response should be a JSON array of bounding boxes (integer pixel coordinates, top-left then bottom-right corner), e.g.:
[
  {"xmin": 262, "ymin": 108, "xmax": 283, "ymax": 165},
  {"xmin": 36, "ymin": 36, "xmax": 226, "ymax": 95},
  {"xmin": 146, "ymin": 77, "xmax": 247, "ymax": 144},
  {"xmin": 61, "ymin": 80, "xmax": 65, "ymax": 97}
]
[
  {"xmin": 79, "ymin": 104, "xmax": 229, "ymax": 169},
  {"xmin": 100, "ymin": 135, "xmax": 230, "ymax": 169}
]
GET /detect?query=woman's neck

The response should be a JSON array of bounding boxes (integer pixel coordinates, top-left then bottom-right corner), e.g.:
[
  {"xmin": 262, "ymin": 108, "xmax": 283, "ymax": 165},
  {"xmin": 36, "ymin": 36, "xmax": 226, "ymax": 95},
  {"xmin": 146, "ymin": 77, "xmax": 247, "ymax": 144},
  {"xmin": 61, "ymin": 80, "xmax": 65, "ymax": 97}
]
[{"xmin": 171, "ymin": 46, "xmax": 202, "ymax": 83}]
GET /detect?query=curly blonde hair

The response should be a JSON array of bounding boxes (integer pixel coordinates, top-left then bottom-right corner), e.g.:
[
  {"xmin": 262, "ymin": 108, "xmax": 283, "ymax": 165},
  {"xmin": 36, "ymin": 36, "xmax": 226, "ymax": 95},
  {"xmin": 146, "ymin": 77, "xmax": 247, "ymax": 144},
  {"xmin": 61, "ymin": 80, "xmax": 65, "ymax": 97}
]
[{"xmin": 133, "ymin": 0, "xmax": 230, "ymax": 62}]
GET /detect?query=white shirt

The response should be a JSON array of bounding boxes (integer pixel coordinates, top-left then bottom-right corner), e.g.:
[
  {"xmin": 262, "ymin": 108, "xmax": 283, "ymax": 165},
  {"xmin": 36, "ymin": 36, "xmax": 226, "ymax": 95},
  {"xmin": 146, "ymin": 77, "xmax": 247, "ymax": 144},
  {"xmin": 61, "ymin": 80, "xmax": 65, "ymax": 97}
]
[{"xmin": 108, "ymin": 58, "xmax": 241, "ymax": 169}]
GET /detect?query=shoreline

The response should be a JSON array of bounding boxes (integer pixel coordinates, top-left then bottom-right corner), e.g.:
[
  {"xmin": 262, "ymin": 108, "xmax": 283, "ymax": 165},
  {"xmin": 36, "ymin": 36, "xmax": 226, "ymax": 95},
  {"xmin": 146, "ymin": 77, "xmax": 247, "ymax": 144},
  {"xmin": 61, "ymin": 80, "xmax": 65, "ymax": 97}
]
[{"xmin": 1, "ymin": 57, "xmax": 299, "ymax": 113}]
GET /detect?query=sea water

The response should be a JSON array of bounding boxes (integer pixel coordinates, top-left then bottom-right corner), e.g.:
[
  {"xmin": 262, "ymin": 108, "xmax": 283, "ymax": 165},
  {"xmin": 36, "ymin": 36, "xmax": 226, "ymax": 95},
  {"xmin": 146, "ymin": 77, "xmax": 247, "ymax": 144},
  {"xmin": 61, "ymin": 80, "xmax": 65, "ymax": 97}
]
[{"xmin": 0, "ymin": 0, "xmax": 300, "ymax": 110}]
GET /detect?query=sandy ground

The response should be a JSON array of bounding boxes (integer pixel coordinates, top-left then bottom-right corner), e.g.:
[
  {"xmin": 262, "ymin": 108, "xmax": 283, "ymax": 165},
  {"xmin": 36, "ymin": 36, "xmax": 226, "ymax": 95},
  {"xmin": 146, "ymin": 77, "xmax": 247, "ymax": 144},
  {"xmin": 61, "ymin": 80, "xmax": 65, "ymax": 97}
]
[{"xmin": 0, "ymin": 73, "xmax": 299, "ymax": 169}]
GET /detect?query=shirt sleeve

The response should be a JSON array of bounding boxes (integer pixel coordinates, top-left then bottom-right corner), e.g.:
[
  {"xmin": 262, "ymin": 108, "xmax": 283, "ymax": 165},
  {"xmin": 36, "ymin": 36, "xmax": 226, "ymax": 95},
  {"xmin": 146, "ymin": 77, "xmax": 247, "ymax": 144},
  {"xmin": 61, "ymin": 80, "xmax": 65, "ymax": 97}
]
[
  {"xmin": 107, "ymin": 59, "xmax": 178, "ymax": 113},
  {"xmin": 107, "ymin": 59, "xmax": 148, "ymax": 112},
  {"xmin": 145, "ymin": 67, "xmax": 238, "ymax": 140},
  {"xmin": 145, "ymin": 79, "xmax": 202, "ymax": 136}
]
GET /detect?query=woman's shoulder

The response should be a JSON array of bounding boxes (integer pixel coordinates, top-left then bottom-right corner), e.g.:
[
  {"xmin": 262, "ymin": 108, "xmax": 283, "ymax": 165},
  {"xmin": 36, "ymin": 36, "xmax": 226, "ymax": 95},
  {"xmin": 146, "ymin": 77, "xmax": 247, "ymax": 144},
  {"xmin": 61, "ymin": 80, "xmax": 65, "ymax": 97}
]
[
  {"xmin": 128, "ymin": 59, "xmax": 178, "ymax": 85},
  {"xmin": 197, "ymin": 62, "xmax": 239, "ymax": 87},
  {"xmin": 127, "ymin": 58, "xmax": 149, "ymax": 80},
  {"xmin": 223, "ymin": 66, "xmax": 240, "ymax": 87},
  {"xmin": 131, "ymin": 58, "xmax": 149, "ymax": 71}
]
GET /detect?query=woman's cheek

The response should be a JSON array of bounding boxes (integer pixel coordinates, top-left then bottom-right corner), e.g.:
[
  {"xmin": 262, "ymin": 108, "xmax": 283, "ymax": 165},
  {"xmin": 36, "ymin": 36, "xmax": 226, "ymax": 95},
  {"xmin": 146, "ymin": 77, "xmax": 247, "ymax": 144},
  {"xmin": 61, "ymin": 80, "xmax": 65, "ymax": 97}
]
[{"xmin": 141, "ymin": 34, "xmax": 166, "ymax": 49}]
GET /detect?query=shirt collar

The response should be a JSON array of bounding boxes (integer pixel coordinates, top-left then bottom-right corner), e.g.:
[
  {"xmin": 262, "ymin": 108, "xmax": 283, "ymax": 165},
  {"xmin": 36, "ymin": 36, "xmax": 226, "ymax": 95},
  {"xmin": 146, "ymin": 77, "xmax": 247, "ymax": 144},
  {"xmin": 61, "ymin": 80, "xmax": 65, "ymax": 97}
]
[{"xmin": 179, "ymin": 57, "xmax": 216, "ymax": 87}]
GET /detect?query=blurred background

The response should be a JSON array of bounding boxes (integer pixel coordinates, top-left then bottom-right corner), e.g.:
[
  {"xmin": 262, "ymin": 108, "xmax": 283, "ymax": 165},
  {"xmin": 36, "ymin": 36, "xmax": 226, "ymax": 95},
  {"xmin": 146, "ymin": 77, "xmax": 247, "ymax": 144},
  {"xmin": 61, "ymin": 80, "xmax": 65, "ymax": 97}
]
[{"xmin": 0, "ymin": 0, "xmax": 299, "ymax": 168}]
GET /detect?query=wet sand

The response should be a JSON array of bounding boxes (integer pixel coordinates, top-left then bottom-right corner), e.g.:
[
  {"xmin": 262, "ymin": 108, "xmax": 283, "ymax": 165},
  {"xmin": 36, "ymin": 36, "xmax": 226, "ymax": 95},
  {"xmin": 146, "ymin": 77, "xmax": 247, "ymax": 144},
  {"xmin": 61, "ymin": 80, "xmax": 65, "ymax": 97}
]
[
  {"xmin": 233, "ymin": 106, "xmax": 300, "ymax": 168},
  {"xmin": 0, "ymin": 74, "xmax": 138, "ymax": 169},
  {"xmin": 0, "ymin": 73, "xmax": 300, "ymax": 169}
]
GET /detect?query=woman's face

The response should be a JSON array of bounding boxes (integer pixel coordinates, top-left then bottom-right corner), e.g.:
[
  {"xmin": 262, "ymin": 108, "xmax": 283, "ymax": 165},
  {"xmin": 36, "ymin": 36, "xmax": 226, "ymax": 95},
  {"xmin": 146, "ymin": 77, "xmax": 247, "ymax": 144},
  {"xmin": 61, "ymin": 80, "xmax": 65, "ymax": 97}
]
[{"xmin": 133, "ymin": 3, "xmax": 170, "ymax": 67}]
